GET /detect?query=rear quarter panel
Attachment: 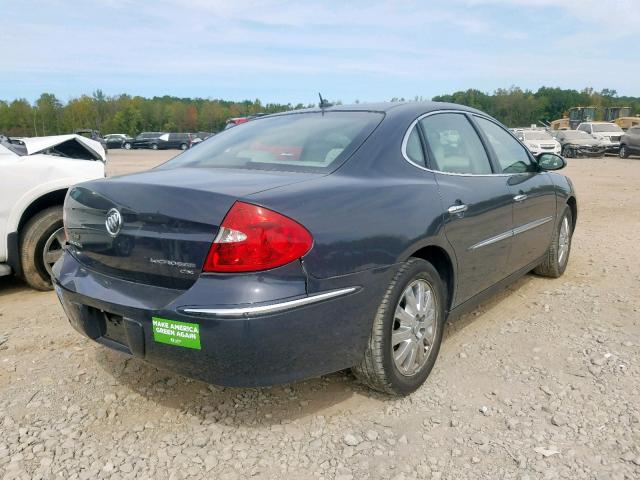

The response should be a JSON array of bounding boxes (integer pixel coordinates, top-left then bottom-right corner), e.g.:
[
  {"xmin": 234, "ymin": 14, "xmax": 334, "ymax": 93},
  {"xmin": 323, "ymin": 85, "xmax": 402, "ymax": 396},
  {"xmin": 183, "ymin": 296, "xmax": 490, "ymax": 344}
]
[{"xmin": 247, "ymin": 166, "xmax": 450, "ymax": 280}]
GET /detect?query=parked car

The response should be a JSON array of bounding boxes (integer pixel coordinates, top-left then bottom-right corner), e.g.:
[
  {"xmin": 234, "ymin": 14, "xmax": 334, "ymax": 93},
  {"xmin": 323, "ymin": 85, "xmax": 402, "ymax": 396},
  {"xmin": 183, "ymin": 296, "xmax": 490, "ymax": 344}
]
[
  {"xmin": 157, "ymin": 133, "xmax": 196, "ymax": 150},
  {"xmin": 224, "ymin": 114, "xmax": 267, "ymax": 130},
  {"xmin": 104, "ymin": 134, "xmax": 133, "ymax": 150},
  {"xmin": 552, "ymin": 130, "xmax": 607, "ymax": 158},
  {"xmin": 53, "ymin": 103, "xmax": 576, "ymax": 396},
  {"xmin": 576, "ymin": 122, "xmax": 624, "ymax": 153},
  {"xmin": 513, "ymin": 129, "xmax": 561, "ymax": 155},
  {"xmin": 190, "ymin": 132, "xmax": 215, "ymax": 147},
  {"xmin": 0, "ymin": 134, "xmax": 105, "ymax": 289},
  {"xmin": 75, "ymin": 129, "xmax": 108, "ymax": 153},
  {"xmin": 619, "ymin": 125, "xmax": 640, "ymax": 158},
  {"xmin": 132, "ymin": 132, "xmax": 164, "ymax": 149}
]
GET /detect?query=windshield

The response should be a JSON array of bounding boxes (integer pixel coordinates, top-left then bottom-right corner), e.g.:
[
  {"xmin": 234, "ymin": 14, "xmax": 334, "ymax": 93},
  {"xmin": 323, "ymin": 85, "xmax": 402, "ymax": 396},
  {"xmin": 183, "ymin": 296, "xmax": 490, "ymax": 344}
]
[
  {"xmin": 562, "ymin": 131, "xmax": 591, "ymax": 139},
  {"xmin": 160, "ymin": 111, "xmax": 384, "ymax": 173},
  {"xmin": 593, "ymin": 124, "xmax": 623, "ymax": 133},
  {"xmin": 524, "ymin": 131, "xmax": 553, "ymax": 141}
]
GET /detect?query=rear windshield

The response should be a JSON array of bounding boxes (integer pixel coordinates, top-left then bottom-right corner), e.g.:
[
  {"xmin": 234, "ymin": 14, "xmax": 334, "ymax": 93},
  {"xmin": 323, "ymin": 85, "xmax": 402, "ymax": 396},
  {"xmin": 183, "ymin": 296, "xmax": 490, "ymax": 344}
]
[{"xmin": 160, "ymin": 111, "xmax": 384, "ymax": 173}]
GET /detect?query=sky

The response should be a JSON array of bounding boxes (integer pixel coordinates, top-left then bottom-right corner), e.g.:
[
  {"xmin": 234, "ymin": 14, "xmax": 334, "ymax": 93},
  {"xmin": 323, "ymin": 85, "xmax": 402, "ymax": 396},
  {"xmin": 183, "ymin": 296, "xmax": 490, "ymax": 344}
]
[{"xmin": 1, "ymin": 0, "xmax": 639, "ymax": 105}]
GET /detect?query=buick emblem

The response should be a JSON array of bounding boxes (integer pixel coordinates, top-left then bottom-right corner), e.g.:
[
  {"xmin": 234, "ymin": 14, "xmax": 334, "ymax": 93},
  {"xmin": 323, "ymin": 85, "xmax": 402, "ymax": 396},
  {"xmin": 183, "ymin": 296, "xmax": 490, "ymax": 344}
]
[{"xmin": 105, "ymin": 208, "xmax": 123, "ymax": 237}]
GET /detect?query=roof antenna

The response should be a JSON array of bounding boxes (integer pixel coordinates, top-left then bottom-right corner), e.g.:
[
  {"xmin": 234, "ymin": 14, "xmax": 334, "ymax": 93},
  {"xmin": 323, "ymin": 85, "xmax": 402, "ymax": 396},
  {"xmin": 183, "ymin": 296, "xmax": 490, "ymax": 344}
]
[{"xmin": 318, "ymin": 93, "xmax": 332, "ymax": 110}]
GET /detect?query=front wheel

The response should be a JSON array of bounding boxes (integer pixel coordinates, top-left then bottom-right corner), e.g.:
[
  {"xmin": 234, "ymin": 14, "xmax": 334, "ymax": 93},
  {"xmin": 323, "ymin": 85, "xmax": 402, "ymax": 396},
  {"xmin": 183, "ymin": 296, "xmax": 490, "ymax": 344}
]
[
  {"xmin": 151, "ymin": 143, "xmax": 158, "ymax": 150},
  {"xmin": 534, "ymin": 206, "xmax": 573, "ymax": 278},
  {"xmin": 619, "ymin": 145, "xmax": 629, "ymax": 158},
  {"xmin": 180, "ymin": 143, "xmax": 188, "ymax": 150},
  {"xmin": 352, "ymin": 258, "xmax": 446, "ymax": 396},
  {"xmin": 19, "ymin": 206, "xmax": 64, "ymax": 290},
  {"xmin": 562, "ymin": 146, "xmax": 573, "ymax": 158},
  {"xmin": 123, "ymin": 142, "xmax": 132, "ymax": 150}
]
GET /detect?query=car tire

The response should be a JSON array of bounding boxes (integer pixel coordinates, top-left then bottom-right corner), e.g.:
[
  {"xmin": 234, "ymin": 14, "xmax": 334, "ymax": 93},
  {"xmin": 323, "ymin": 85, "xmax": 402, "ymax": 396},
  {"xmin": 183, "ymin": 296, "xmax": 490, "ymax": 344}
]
[
  {"xmin": 619, "ymin": 145, "xmax": 629, "ymax": 159},
  {"xmin": 352, "ymin": 258, "xmax": 446, "ymax": 396},
  {"xmin": 19, "ymin": 206, "xmax": 64, "ymax": 291},
  {"xmin": 533, "ymin": 206, "xmax": 573, "ymax": 279},
  {"xmin": 124, "ymin": 142, "xmax": 132, "ymax": 150},
  {"xmin": 180, "ymin": 143, "xmax": 188, "ymax": 150},
  {"xmin": 562, "ymin": 146, "xmax": 573, "ymax": 158},
  {"xmin": 151, "ymin": 143, "xmax": 158, "ymax": 150}
]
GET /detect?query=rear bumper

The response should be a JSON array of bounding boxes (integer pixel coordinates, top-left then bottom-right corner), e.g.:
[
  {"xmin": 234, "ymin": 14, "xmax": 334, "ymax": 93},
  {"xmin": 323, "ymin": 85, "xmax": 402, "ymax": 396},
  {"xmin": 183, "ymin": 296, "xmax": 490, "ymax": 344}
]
[{"xmin": 52, "ymin": 253, "xmax": 391, "ymax": 387}]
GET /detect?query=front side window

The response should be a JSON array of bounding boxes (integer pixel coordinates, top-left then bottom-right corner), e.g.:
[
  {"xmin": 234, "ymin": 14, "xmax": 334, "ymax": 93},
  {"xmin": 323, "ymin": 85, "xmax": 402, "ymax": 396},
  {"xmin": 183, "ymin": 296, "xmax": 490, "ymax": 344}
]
[
  {"xmin": 160, "ymin": 112, "xmax": 383, "ymax": 173},
  {"xmin": 420, "ymin": 113, "xmax": 492, "ymax": 175},
  {"xmin": 474, "ymin": 117, "xmax": 536, "ymax": 174}
]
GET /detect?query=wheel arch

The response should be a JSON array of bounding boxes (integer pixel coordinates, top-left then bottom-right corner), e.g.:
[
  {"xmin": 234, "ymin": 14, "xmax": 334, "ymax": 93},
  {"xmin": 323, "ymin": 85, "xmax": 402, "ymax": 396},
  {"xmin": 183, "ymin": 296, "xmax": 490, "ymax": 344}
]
[
  {"xmin": 6, "ymin": 188, "xmax": 67, "ymax": 277},
  {"xmin": 16, "ymin": 189, "xmax": 67, "ymax": 232},
  {"xmin": 409, "ymin": 245, "xmax": 455, "ymax": 312}
]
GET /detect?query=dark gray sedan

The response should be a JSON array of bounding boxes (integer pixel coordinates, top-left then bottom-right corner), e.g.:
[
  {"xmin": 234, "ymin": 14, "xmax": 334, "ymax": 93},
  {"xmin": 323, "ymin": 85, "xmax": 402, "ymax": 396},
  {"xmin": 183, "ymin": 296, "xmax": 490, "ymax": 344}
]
[{"xmin": 53, "ymin": 102, "xmax": 576, "ymax": 395}]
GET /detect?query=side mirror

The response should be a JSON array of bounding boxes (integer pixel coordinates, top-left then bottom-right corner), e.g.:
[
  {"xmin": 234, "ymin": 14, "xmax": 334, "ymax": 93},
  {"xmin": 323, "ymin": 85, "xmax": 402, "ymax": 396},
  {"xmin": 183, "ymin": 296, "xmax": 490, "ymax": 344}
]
[{"xmin": 537, "ymin": 153, "xmax": 566, "ymax": 171}]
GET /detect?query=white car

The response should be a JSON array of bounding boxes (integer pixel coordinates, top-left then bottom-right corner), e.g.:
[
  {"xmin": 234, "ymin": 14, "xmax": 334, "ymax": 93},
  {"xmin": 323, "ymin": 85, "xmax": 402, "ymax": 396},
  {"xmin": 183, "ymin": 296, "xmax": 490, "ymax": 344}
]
[
  {"xmin": 576, "ymin": 122, "xmax": 624, "ymax": 153},
  {"xmin": 0, "ymin": 134, "xmax": 105, "ymax": 289},
  {"xmin": 513, "ymin": 129, "xmax": 561, "ymax": 156}
]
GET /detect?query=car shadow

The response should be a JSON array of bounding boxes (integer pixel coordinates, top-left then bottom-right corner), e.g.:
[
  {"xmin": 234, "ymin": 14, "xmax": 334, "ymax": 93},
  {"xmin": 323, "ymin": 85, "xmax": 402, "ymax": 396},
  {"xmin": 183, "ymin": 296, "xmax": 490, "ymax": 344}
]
[
  {"xmin": 92, "ymin": 274, "xmax": 536, "ymax": 425},
  {"xmin": 442, "ymin": 274, "xmax": 533, "ymax": 342},
  {"xmin": 93, "ymin": 348, "xmax": 389, "ymax": 426},
  {"xmin": 0, "ymin": 275, "xmax": 32, "ymax": 297}
]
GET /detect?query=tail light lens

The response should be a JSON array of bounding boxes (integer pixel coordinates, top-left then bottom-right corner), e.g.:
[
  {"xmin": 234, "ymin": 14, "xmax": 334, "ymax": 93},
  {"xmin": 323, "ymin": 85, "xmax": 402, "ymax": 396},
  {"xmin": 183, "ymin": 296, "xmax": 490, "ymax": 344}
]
[{"xmin": 203, "ymin": 201, "xmax": 313, "ymax": 273}]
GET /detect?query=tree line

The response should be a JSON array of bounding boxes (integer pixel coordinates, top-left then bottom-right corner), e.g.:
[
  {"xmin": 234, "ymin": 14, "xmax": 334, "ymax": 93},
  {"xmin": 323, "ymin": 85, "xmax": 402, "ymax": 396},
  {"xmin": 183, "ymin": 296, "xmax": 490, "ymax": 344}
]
[
  {"xmin": 431, "ymin": 87, "xmax": 639, "ymax": 127},
  {"xmin": 1, "ymin": 87, "xmax": 638, "ymax": 137}
]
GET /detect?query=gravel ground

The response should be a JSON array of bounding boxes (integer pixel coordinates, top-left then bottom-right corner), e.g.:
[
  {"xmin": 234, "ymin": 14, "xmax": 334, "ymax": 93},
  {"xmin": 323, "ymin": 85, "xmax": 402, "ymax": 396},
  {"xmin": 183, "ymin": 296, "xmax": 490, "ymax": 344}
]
[{"xmin": 1, "ymin": 150, "xmax": 639, "ymax": 480}]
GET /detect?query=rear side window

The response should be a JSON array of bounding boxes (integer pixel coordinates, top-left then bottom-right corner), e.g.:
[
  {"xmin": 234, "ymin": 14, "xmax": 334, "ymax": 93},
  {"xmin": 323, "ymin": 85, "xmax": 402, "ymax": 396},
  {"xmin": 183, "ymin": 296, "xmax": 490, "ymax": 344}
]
[
  {"xmin": 161, "ymin": 112, "xmax": 384, "ymax": 173},
  {"xmin": 420, "ymin": 113, "xmax": 492, "ymax": 174},
  {"xmin": 405, "ymin": 126, "xmax": 425, "ymax": 166},
  {"xmin": 474, "ymin": 117, "xmax": 536, "ymax": 174}
]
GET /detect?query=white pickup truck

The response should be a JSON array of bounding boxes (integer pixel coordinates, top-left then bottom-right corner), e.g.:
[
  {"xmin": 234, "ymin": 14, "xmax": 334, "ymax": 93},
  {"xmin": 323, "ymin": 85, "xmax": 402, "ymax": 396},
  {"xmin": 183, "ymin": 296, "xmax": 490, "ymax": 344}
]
[{"xmin": 0, "ymin": 134, "xmax": 105, "ymax": 289}]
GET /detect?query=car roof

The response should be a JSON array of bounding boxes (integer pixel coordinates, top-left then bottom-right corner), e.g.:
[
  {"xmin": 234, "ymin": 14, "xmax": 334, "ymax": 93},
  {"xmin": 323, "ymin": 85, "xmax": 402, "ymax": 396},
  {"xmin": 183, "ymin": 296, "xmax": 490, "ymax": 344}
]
[{"xmin": 283, "ymin": 101, "xmax": 482, "ymax": 115}]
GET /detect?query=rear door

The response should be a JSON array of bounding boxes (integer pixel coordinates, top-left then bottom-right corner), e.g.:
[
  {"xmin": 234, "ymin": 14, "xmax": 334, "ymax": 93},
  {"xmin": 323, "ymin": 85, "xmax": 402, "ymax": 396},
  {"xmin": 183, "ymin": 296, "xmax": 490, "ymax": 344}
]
[
  {"xmin": 418, "ymin": 112, "xmax": 514, "ymax": 306},
  {"xmin": 628, "ymin": 127, "xmax": 640, "ymax": 153},
  {"xmin": 473, "ymin": 116, "xmax": 557, "ymax": 273}
]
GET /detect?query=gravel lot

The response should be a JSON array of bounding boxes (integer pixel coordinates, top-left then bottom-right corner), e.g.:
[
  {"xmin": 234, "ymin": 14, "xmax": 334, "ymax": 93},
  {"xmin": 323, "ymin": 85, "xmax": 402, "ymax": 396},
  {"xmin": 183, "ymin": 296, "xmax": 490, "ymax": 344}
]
[{"xmin": 1, "ymin": 150, "xmax": 639, "ymax": 480}]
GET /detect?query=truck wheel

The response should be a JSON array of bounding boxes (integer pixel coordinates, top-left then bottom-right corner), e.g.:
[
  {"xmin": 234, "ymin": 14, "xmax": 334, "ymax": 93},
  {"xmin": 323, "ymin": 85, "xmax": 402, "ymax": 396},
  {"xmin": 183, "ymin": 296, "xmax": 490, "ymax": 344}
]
[
  {"xmin": 352, "ymin": 258, "xmax": 446, "ymax": 396},
  {"xmin": 20, "ymin": 207, "xmax": 64, "ymax": 291}
]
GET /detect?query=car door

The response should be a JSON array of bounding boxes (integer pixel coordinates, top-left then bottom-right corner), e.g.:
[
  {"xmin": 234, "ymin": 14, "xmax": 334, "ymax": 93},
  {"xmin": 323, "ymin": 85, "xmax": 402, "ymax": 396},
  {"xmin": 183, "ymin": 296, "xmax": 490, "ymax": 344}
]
[
  {"xmin": 473, "ymin": 116, "xmax": 557, "ymax": 274},
  {"xmin": 417, "ymin": 112, "xmax": 514, "ymax": 305},
  {"xmin": 629, "ymin": 127, "xmax": 640, "ymax": 153}
]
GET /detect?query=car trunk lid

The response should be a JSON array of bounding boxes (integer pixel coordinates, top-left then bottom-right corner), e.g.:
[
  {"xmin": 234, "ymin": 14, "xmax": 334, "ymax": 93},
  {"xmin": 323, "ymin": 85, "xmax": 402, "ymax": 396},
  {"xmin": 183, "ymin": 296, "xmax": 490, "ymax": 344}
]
[{"xmin": 63, "ymin": 167, "xmax": 317, "ymax": 289}]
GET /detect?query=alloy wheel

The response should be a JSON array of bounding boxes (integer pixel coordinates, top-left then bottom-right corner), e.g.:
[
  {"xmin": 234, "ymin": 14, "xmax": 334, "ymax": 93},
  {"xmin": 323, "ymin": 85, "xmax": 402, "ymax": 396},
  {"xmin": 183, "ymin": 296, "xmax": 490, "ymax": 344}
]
[
  {"xmin": 558, "ymin": 216, "xmax": 570, "ymax": 267},
  {"xmin": 42, "ymin": 227, "xmax": 65, "ymax": 276},
  {"xmin": 391, "ymin": 279, "xmax": 437, "ymax": 376}
]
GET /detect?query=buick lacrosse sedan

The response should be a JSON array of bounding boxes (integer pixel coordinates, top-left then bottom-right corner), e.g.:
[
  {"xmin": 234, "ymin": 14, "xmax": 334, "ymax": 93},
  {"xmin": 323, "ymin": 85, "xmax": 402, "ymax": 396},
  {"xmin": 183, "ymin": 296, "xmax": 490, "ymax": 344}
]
[{"xmin": 53, "ymin": 102, "xmax": 576, "ymax": 395}]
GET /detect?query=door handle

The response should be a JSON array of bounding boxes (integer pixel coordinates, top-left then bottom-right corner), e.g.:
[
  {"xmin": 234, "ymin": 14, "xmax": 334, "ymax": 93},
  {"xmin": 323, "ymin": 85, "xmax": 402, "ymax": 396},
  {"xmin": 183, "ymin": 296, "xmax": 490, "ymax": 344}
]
[
  {"xmin": 448, "ymin": 204, "xmax": 468, "ymax": 215},
  {"xmin": 513, "ymin": 194, "xmax": 528, "ymax": 202}
]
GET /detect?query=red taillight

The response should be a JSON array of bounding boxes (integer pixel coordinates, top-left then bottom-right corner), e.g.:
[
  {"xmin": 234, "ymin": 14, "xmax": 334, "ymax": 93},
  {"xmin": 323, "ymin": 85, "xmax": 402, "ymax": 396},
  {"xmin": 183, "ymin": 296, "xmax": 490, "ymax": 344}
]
[{"xmin": 203, "ymin": 202, "xmax": 313, "ymax": 273}]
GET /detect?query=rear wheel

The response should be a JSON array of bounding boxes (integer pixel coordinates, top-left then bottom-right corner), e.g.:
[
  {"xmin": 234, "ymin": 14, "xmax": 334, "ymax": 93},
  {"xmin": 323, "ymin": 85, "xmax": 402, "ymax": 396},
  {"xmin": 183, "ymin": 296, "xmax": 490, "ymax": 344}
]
[
  {"xmin": 180, "ymin": 143, "xmax": 188, "ymax": 150},
  {"xmin": 20, "ymin": 207, "xmax": 64, "ymax": 290},
  {"xmin": 151, "ymin": 143, "xmax": 158, "ymax": 150},
  {"xmin": 123, "ymin": 142, "xmax": 132, "ymax": 150},
  {"xmin": 352, "ymin": 258, "xmax": 446, "ymax": 395},
  {"xmin": 562, "ymin": 146, "xmax": 573, "ymax": 158},
  {"xmin": 619, "ymin": 145, "xmax": 629, "ymax": 158},
  {"xmin": 534, "ymin": 206, "xmax": 572, "ymax": 278}
]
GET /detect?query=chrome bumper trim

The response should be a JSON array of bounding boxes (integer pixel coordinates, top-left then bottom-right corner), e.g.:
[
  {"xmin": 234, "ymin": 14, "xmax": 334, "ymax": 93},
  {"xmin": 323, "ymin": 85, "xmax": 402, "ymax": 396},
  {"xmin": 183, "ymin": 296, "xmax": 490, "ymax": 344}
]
[{"xmin": 180, "ymin": 287, "xmax": 358, "ymax": 317}]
